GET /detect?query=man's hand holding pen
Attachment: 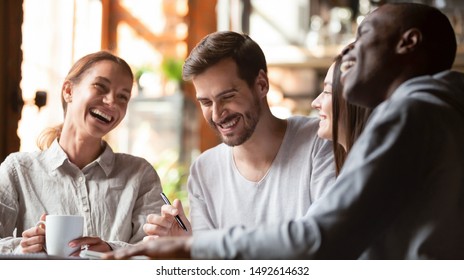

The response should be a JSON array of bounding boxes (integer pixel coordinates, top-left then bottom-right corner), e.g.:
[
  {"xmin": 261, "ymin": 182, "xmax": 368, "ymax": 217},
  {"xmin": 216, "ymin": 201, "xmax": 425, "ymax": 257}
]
[{"xmin": 143, "ymin": 195, "xmax": 192, "ymax": 240}]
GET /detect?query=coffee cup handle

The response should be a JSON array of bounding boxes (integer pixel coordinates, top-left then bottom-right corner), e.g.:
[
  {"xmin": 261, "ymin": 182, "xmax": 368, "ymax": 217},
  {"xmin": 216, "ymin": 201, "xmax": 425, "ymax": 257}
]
[
  {"xmin": 36, "ymin": 220, "xmax": 46, "ymax": 229},
  {"xmin": 35, "ymin": 221, "xmax": 47, "ymax": 253}
]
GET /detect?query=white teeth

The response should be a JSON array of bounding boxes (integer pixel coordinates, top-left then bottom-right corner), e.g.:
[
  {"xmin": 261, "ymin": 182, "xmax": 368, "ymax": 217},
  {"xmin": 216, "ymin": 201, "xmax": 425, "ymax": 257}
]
[
  {"xmin": 221, "ymin": 118, "xmax": 238, "ymax": 128},
  {"xmin": 340, "ymin": 60, "xmax": 355, "ymax": 73},
  {"xmin": 91, "ymin": 109, "xmax": 112, "ymax": 122}
]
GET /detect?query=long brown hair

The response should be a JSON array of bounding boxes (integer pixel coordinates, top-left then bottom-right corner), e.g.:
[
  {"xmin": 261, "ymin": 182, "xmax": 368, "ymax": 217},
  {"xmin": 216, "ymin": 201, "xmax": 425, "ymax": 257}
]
[
  {"xmin": 331, "ymin": 55, "xmax": 372, "ymax": 175},
  {"xmin": 36, "ymin": 50, "xmax": 133, "ymax": 150}
]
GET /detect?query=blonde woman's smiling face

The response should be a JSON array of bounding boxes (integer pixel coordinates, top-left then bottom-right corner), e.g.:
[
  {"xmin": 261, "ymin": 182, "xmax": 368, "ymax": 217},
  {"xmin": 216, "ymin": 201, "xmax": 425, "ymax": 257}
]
[{"xmin": 64, "ymin": 60, "xmax": 133, "ymax": 139}]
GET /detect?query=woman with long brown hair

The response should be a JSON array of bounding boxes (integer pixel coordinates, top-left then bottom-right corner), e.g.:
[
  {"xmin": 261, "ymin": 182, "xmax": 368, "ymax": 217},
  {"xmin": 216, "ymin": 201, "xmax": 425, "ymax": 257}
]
[{"xmin": 312, "ymin": 54, "xmax": 372, "ymax": 175}]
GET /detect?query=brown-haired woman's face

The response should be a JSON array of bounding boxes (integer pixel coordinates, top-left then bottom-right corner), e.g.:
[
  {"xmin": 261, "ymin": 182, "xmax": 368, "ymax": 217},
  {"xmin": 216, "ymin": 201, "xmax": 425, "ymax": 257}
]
[
  {"xmin": 312, "ymin": 63, "xmax": 335, "ymax": 141},
  {"xmin": 64, "ymin": 60, "xmax": 133, "ymax": 139}
]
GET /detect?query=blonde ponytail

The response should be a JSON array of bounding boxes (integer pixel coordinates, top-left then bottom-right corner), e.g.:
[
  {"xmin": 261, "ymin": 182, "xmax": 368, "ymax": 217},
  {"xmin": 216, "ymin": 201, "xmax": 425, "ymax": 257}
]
[{"xmin": 36, "ymin": 124, "xmax": 63, "ymax": 151}]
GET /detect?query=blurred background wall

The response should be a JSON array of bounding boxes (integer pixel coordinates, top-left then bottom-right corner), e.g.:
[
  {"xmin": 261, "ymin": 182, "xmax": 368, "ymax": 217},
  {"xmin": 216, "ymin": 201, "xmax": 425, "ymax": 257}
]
[{"xmin": 2, "ymin": 0, "xmax": 464, "ymax": 205}]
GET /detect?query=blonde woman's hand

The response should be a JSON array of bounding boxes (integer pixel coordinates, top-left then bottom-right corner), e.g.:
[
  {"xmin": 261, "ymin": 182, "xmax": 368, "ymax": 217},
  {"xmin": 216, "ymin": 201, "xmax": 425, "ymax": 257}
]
[
  {"xmin": 20, "ymin": 213, "xmax": 46, "ymax": 253},
  {"xmin": 68, "ymin": 236, "xmax": 112, "ymax": 256}
]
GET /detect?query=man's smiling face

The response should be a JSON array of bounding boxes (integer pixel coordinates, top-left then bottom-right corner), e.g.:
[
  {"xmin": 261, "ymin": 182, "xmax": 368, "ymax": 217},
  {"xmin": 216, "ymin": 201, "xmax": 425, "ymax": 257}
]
[{"xmin": 341, "ymin": 5, "xmax": 403, "ymax": 108}]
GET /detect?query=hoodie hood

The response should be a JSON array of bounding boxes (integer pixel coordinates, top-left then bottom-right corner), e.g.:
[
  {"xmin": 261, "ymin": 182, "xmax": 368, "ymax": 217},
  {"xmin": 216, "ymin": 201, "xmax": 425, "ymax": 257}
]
[{"xmin": 392, "ymin": 70, "xmax": 464, "ymax": 116}]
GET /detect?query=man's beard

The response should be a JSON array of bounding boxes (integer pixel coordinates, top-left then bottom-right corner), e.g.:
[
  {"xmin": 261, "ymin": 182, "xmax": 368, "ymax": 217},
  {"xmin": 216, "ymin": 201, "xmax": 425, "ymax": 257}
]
[{"xmin": 210, "ymin": 100, "xmax": 261, "ymax": 147}]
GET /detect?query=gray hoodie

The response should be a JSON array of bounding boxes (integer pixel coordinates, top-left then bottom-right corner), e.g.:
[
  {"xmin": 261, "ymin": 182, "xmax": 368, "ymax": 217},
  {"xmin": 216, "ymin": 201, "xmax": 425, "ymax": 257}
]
[{"xmin": 192, "ymin": 70, "xmax": 464, "ymax": 259}]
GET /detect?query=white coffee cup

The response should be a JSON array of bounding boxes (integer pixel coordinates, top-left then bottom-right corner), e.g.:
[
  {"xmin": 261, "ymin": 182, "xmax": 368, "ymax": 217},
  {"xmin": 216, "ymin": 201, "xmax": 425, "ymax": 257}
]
[{"xmin": 37, "ymin": 215, "xmax": 84, "ymax": 257}]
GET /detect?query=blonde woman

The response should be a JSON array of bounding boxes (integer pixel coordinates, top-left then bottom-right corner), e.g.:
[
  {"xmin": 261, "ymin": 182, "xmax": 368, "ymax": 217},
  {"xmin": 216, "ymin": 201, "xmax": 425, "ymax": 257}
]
[{"xmin": 0, "ymin": 51, "xmax": 163, "ymax": 255}]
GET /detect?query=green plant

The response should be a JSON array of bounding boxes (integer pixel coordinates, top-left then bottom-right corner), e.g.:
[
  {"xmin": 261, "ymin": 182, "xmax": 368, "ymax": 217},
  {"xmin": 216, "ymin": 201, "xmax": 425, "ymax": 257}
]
[
  {"xmin": 134, "ymin": 65, "xmax": 155, "ymax": 83},
  {"xmin": 160, "ymin": 58, "xmax": 183, "ymax": 83},
  {"xmin": 153, "ymin": 149, "xmax": 189, "ymax": 214}
]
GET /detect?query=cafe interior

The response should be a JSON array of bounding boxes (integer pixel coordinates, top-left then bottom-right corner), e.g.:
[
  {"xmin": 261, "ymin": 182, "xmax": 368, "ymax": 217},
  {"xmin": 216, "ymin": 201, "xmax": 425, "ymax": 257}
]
[{"xmin": 1, "ymin": 0, "xmax": 464, "ymax": 207}]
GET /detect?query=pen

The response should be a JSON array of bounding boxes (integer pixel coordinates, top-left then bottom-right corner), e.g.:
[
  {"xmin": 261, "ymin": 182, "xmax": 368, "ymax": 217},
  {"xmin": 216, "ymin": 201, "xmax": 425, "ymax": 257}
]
[{"xmin": 160, "ymin": 192, "xmax": 188, "ymax": 232}]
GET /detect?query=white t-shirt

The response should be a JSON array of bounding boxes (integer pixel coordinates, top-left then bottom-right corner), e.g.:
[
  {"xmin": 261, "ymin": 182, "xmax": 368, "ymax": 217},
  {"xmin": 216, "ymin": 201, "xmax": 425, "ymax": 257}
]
[{"xmin": 187, "ymin": 116, "xmax": 335, "ymax": 232}]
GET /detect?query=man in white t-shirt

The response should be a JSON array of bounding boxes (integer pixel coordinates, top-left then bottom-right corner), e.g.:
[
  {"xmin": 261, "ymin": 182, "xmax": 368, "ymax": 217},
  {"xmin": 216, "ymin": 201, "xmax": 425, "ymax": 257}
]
[{"xmin": 143, "ymin": 31, "xmax": 335, "ymax": 238}]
